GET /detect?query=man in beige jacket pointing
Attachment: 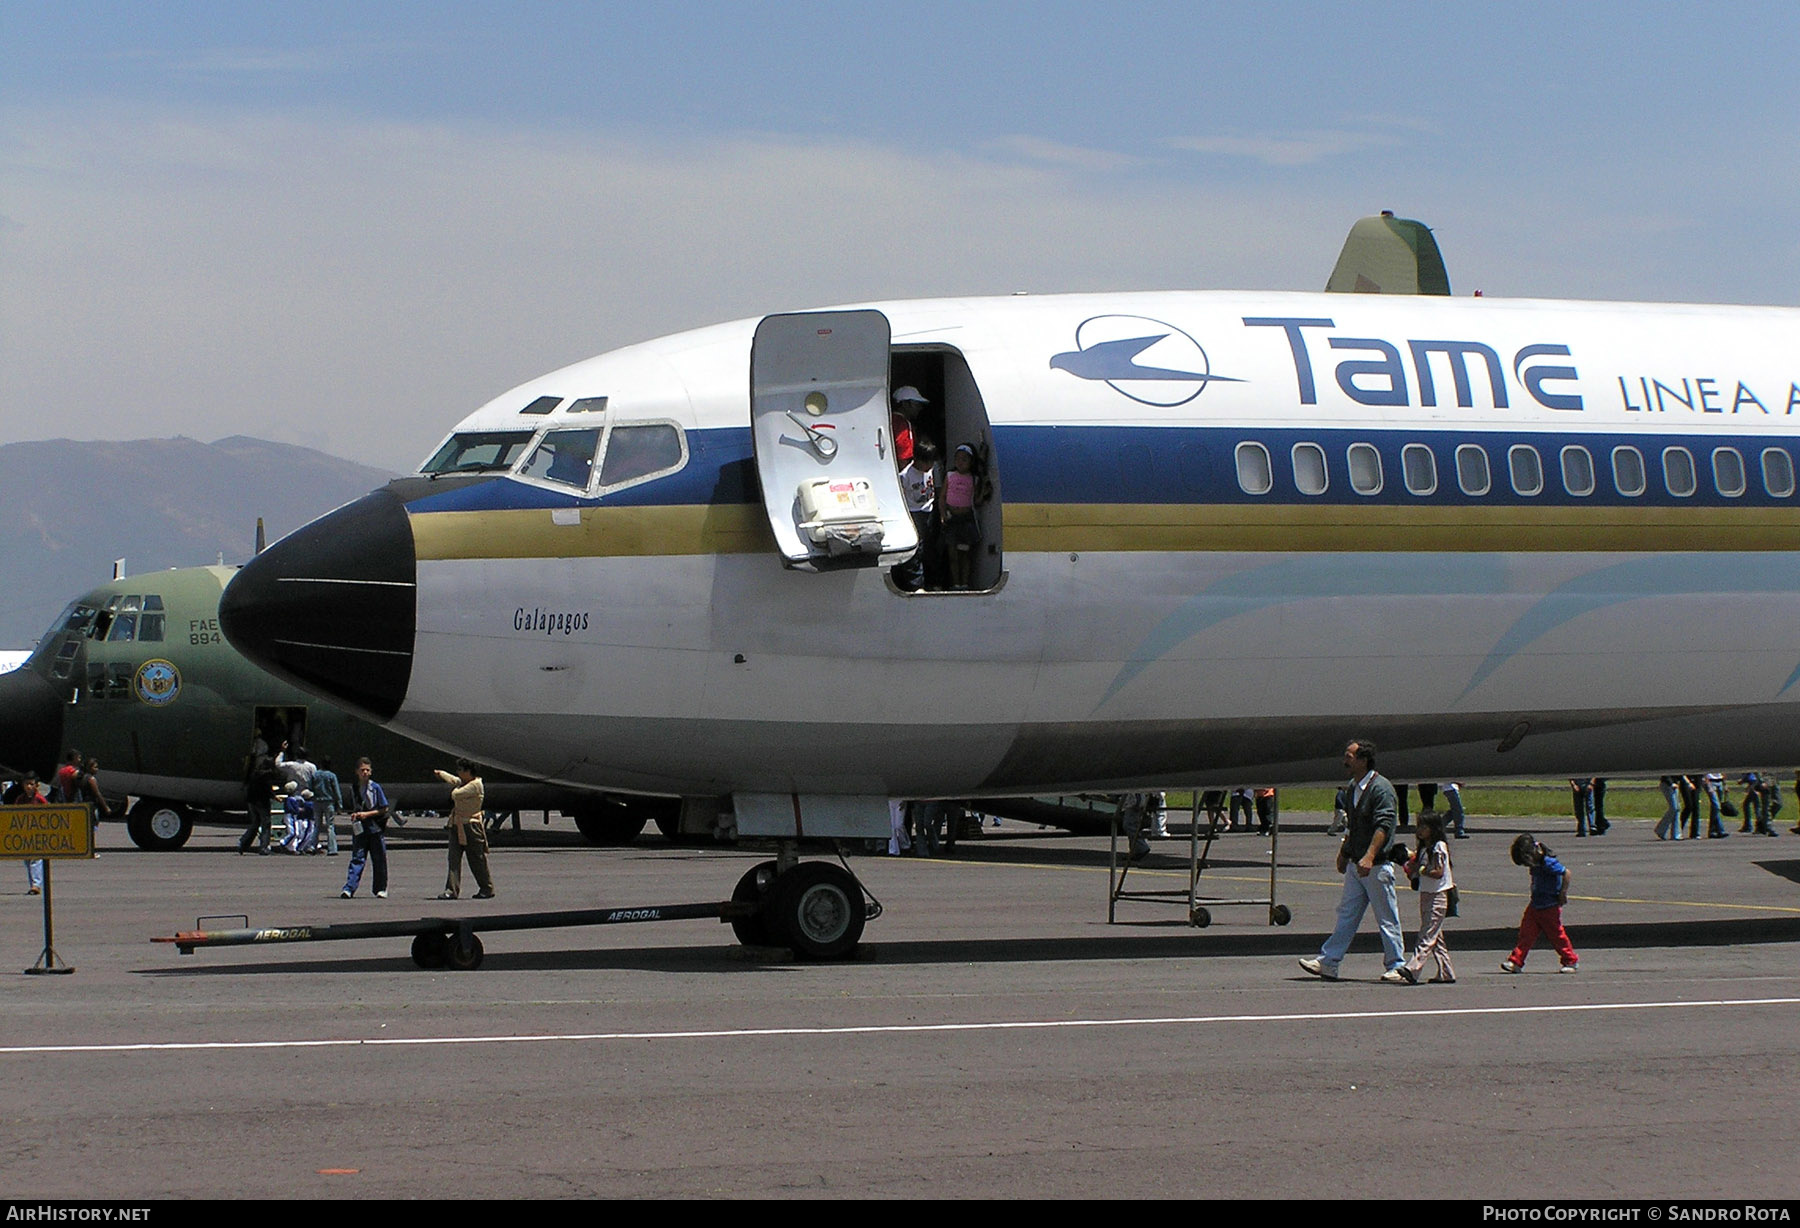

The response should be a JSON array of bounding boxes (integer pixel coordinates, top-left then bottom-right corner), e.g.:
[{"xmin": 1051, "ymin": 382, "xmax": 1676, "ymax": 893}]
[{"xmin": 436, "ymin": 758, "xmax": 496, "ymax": 900}]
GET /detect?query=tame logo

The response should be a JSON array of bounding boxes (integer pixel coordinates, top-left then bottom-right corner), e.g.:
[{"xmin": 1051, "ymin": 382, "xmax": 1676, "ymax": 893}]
[{"xmin": 1050, "ymin": 315, "xmax": 1243, "ymax": 407}]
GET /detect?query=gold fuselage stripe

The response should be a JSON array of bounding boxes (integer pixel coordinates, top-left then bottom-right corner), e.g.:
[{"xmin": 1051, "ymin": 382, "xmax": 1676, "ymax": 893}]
[{"xmin": 408, "ymin": 502, "xmax": 1800, "ymax": 561}]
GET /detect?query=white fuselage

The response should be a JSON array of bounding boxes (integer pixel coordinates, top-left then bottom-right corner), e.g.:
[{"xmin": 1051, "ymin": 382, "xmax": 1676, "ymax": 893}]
[{"xmin": 282, "ymin": 291, "xmax": 1800, "ymax": 794}]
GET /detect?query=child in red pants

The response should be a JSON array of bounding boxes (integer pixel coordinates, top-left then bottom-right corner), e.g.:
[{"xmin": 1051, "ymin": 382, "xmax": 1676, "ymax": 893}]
[{"xmin": 1502, "ymin": 834, "xmax": 1578, "ymax": 973}]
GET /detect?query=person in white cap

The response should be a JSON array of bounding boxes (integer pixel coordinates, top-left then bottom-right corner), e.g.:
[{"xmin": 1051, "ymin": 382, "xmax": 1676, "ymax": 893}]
[{"xmin": 891, "ymin": 385, "xmax": 927, "ymax": 468}]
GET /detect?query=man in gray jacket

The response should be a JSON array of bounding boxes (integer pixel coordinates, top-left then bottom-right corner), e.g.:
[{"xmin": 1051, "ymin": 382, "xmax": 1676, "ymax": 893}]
[{"xmin": 1300, "ymin": 738, "xmax": 1407, "ymax": 982}]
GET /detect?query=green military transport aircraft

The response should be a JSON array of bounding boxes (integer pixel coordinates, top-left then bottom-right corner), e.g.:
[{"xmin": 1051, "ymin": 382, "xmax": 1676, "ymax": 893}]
[{"xmin": 0, "ymin": 565, "xmax": 673, "ymax": 849}]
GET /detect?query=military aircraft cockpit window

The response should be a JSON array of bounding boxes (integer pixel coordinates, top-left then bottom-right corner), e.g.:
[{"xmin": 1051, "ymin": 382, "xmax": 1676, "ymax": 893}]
[
  {"xmin": 52, "ymin": 638, "xmax": 80, "ymax": 680},
  {"xmin": 520, "ymin": 427, "xmax": 602, "ymax": 490},
  {"xmin": 63, "ymin": 603, "xmax": 97, "ymax": 634},
  {"xmin": 421, "ymin": 430, "xmax": 537, "ymax": 476},
  {"xmin": 106, "ymin": 662, "xmax": 132, "ymax": 698},
  {"xmin": 107, "ymin": 612, "xmax": 138, "ymax": 642},
  {"xmin": 140, "ymin": 595, "xmax": 166, "ymax": 642},
  {"xmin": 86, "ymin": 662, "xmax": 106, "ymax": 700},
  {"xmin": 598, "ymin": 423, "xmax": 686, "ymax": 491}
]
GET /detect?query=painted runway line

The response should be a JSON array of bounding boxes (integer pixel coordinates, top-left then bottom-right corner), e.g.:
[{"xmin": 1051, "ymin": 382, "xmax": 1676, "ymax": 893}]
[{"xmin": 5, "ymin": 995, "xmax": 1797, "ymax": 1057}]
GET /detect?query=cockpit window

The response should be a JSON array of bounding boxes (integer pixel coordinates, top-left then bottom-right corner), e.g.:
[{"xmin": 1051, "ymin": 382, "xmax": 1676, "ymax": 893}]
[
  {"xmin": 599, "ymin": 424, "xmax": 686, "ymax": 490},
  {"xmin": 520, "ymin": 428, "xmax": 602, "ymax": 490},
  {"xmin": 140, "ymin": 595, "xmax": 166, "ymax": 642},
  {"xmin": 518, "ymin": 395, "xmax": 562, "ymax": 416},
  {"xmin": 421, "ymin": 430, "xmax": 537, "ymax": 476}
]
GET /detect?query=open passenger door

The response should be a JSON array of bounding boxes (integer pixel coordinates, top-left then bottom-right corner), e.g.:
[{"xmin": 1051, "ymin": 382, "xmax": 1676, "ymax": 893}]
[{"xmin": 750, "ymin": 311, "xmax": 919, "ymax": 571}]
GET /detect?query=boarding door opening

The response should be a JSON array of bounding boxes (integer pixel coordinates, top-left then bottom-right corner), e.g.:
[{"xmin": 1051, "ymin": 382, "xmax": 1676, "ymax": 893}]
[
  {"xmin": 253, "ymin": 705, "xmax": 307, "ymax": 758},
  {"xmin": 750, "ymin": 311, "xmax": 920, "ymax": 572}
]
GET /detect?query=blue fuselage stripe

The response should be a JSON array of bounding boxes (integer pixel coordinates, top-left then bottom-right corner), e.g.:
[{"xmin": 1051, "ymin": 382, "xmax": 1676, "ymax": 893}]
[{"xmin": 399, "ymin": 424, "xmax": 1800, "ymax": 514}]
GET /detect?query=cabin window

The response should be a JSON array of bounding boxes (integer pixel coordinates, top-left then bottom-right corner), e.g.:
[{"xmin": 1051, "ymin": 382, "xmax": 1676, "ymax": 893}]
[
  {"xmin": 1235, "ymin": 442, "xmax": 1272, "ymax": 495},
  {"xmin": 1762, "ymin": 448, "xmax": 1796, "ymax": 498},
  {"xmin": 1346, "ymin": 443, "xmax": 1382, "ymax": 495},
  {"xmin": 1560, "ymin": 446, "xmax": 1595, "ymax": 496},
  {"xmin": 421, "ymin": 430, "xmax": 536, "ymax": 475},
  {"xmin": 1711, "ymin": 448, "xmax": 1746, "ymax": 497},
  {"xmin": 1401, "ymin": 444, "xmax": 1436, "ymax": 495},
  {"xmin": 1291, "ymin": 443, "xmax": 1328, "ymax": 495},
  {"xmin": 517, "ymin": 395, "xmax": 562, "ymax": 415},
  {"xmin": 1612, "ymin": 446, "xmax": 1646, "ymax": 496},
  {"xmin": 598, "ymin": 423, "xmax": 687, "ymax": 491},
  {"xmin": 1508, "ymin": 445, "xmax": 1543, "ymax": 496},
  {"xmin": 1663, "ymin": 447, "xmax": 1697, "ymax": 497},
  {"xmin": 521, "ymin": 427, "xmax": 602, "ymax": 490},
  {"xmin": 1455, "ymin": 444, "xmax": 1491, "ymax": 496}
]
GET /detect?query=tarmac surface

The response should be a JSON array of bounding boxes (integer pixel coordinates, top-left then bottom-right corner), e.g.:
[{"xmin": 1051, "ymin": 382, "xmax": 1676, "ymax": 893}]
[{"xmin": 4, "ymin": 811, "xmax": 1799, "ymax": 1200}]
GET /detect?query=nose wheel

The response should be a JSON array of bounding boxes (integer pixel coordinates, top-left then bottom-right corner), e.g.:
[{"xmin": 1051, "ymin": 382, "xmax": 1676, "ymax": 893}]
[{"xmin": 732, "ymin": 859, "xmax": 868, "ymax": 960}]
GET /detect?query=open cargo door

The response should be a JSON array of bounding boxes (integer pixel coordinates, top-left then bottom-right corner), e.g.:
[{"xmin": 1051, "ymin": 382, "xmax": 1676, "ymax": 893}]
[{"xmin": 750, "ymin": 310, "xmax": 919, "ymax": 572}]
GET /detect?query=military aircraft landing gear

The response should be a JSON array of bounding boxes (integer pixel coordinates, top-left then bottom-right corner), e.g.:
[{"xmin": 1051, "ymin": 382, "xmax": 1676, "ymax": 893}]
[
  {"xmin": 126, "ymin": 798, "xmax": 193, "ymax": 851},
  {"xmin": 568, "ymin": 797, "xmax": 647, "ymax": 845}
]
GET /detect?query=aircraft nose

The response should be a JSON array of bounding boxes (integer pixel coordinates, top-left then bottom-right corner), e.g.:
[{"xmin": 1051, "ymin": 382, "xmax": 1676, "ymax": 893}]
[
  {"xmin": 220, "ymin": 487, "xmax": 417, "ymax": 722},
  {"xmin": 0, "ymin": 665, "xmax": 65, "ymax": 777}
]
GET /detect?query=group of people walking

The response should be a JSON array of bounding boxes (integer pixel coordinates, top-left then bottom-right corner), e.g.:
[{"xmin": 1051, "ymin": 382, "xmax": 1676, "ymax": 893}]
[
  {"xmin": 1299, "ymin": 738, "xmax": 1580, "ymax": 985},
  {"xmin": 237, "ymin": 739, "xmax": 495, "ymax": 901},
  {"xmin": 1654, "ymin": 772, "xmax": 1789, "ymax": 840}
]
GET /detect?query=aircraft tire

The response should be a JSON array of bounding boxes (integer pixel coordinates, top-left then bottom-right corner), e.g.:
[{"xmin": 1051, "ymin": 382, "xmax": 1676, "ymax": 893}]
[
  {"xmin": 1270, "ymin": 904, "xmax": 1292, "ymax": 927},
  {"xmin": 126, "ymin": 799, "xmax": 193, "ymax": 851},
  {"xmin": 769, "ymin": 862, "xmax": 865, "ymax": 961},
  {"xmin": 444, "ymin": 932, "xmax": 485, "ymax": 971},
  {"xmin": 1188, "ymin": 906, "xmax": 1212, "ymax": 928},
  {"xmin": 411, "ymin": 931, "xmax": 448, "ymax": 969},
  {"xmin": 729, "ymin": 860, "xmax": 781, "ymax": 948},
  {"xmin": 569, "ymin": 801, "xmax": 648, "ymax": 846}
]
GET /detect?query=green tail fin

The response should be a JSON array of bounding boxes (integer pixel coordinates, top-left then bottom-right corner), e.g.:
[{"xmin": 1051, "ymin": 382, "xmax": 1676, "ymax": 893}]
[{"xmin": 1325, "ymin": 212, "xmax": 1451, "ymax": 295}]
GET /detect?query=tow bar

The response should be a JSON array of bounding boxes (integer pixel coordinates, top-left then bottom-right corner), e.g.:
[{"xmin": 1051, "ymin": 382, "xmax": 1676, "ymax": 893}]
[{"xmin": 156, "ymin": 900, "xmax": 755, "ymax": 971}]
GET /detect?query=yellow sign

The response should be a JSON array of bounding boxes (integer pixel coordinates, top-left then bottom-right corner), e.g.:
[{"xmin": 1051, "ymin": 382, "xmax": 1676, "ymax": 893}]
[{"xmin": 0, "ymin": 805, "xmax": 94, "ymax": 860}]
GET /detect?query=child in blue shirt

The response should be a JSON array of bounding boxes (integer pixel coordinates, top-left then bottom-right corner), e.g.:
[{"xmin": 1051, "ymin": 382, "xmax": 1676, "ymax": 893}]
[{"xmin": 1501, "ymin": 833, "xmax": 1579, "ymax": 973}]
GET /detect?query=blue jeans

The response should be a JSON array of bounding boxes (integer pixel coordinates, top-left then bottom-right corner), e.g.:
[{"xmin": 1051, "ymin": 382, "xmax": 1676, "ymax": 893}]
[
  {"xmin": 1318, "ymin": 861, "xmax": 1405, "ymax": 972},
  {"xmin": 1655, "ymin": 783, "xmax": 1681, "ymax": 840},
  {"xmin": 343, "ymin": 828, "xmax": 387, "ymax": 895},
  {"xmin": 1442, "ymin": 788, "xmax": 1466, "ymax": 836}
]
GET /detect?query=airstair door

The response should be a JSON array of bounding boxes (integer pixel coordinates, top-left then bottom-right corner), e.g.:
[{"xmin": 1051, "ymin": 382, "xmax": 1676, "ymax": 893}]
[{"xmin": 750, "ymin": 310, "xmax": 919, "ymax": 571}]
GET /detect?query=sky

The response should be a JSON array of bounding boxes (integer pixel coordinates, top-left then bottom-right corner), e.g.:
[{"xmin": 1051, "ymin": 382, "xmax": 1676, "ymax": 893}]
[{"xmin": 3, "ymin": 3, "xmax": 1796, "ymax": 471}]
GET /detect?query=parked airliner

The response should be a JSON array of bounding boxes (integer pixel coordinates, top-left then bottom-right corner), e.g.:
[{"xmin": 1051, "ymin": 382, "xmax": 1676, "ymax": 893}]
[{"xmin": 220, "ymin": 216, "xmax": 1800, "ymax": 955}]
